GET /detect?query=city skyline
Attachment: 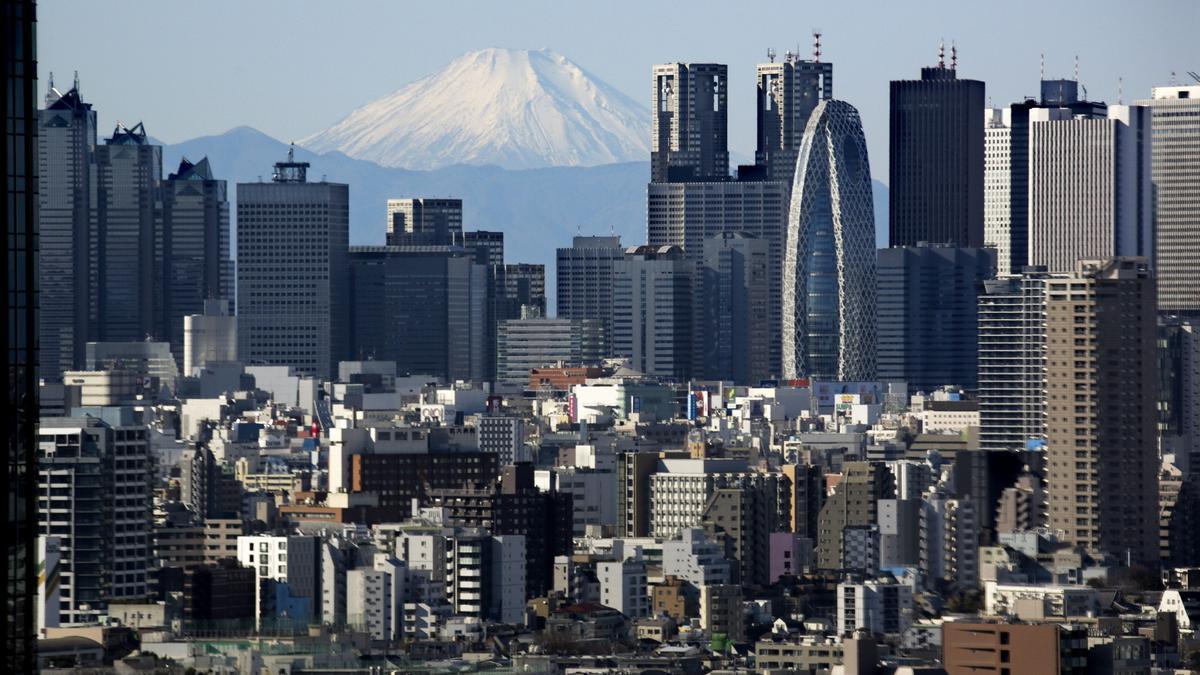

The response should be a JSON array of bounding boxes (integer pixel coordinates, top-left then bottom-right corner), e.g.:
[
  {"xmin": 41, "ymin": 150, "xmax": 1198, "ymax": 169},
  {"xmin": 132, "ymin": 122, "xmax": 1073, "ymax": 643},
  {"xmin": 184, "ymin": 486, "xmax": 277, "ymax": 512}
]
[{"xmin": 37, "ymin": 0, "xmax": 1198, "ymax": 181}]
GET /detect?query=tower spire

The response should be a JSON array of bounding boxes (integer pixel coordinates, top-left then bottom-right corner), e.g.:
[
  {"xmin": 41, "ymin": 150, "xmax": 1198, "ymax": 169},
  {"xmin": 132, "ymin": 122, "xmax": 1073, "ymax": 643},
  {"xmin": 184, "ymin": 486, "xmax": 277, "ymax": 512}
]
[
  {"xmin": 812, "ymin": 29, "xmax": 822, "ymax": 63},
  {"xmin": 1073, "ymin": 55, "xmax": 1079, "ymax": 82},
  {"xmin": 73, "ymin": 70, "xmax": 79, "ymax": 94},
  {"xmin": 950, "ymin": 41, "xmax": 958, "ymax": 70},
  {"xmin": 1040, "ymin": 53, "xmax": 1045, "ymax": 80},
  {"xmin": 938, "ymin": 39, "xmax": 945, "ymax": 68}
]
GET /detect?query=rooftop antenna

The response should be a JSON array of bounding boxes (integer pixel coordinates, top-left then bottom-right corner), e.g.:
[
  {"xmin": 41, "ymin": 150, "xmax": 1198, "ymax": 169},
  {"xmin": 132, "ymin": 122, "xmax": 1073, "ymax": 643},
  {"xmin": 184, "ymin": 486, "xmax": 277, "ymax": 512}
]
[
  {"xmin": 1040, "ymin": 53, "xmax": 1044, "ymax": 80},
  {"xmin": 73, "ymin": 70, "xmax": 79, "ymax": 94},
  {"xmin": 813, "ymin": 29, "xmax": 822, "ymax": 63},
  {"xmin": 951, "ymin": 41, "xmax": 958, "ymax": 70},
  {"xmin": 1118, "ymin": 76, "xmax": 1123, "ymax": 104},
  {"xmin": 287, "ymin": 142, "xmax": 295, "ymax": 163},
  {"xmin": 767, "ymin": 47, "xmax": 776, "ymax": 63},
  {"xmin": 938, "ymin": 39, "xmax": 946, "ymax": 68},
  {"xmin": 1171, "ymin": 70, "xmax": 1177, "ymax": 85},
  {"xmin": 1073, "ymin": 55, "xmax": 1079, "ymax": 82},
  {"xmin": 47, "ymin": 71, "xmax": 53, "ymax": 92}
]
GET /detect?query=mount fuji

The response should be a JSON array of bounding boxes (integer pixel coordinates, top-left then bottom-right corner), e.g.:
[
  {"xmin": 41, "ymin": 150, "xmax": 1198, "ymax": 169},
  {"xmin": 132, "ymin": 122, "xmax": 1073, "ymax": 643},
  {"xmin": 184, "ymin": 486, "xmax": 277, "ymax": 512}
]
[{"xmin": 299, "ymin": 48, "xmax": 651, "ymax": 170}]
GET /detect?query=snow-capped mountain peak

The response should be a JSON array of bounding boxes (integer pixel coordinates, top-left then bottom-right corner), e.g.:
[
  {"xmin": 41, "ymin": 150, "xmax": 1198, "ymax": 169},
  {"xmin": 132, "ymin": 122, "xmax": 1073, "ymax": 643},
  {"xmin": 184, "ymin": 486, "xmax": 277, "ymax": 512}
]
[{"xmin": 299, "ymin": 48, "xmax": 650, "ymax": 170}]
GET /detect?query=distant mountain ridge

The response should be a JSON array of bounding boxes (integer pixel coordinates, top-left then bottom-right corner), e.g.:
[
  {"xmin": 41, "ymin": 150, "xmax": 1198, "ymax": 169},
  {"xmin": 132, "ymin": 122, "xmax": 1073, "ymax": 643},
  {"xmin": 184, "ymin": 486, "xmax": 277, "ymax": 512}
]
[{"xmin": 299, "ymin": 48, "xmax": 651, "ymax": 170}]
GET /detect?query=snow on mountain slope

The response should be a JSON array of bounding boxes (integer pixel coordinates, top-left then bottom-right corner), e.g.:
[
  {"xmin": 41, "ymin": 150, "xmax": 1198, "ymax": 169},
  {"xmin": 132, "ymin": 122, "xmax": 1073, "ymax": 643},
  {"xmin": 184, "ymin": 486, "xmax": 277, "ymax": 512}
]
[{"xmin": 299, "ymin": 48, "xmax": 650, "ymax": 170}]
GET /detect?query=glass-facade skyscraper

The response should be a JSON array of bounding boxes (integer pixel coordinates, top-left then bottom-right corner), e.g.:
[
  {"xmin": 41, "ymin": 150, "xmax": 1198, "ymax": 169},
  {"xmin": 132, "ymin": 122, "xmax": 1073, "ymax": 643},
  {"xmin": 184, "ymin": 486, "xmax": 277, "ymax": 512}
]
[
  {"xmin": 782, "ymin": 100, "xmax": 876, "ymax": 381},
  {"xmin": 2, "ymin": 0, "xmax": 39, "ymax": 669}
]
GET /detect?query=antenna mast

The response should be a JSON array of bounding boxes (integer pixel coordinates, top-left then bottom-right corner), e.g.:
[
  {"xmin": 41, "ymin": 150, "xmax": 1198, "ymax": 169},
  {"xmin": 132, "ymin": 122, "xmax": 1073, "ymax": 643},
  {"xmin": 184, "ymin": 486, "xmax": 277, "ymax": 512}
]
[
  {"xmin": 938, "ymin": 39, "xmax": 945, "ymax": 68},
  {"xmin": 951, "ymin": 42, "xmax": 958, "ymax": 70},
  {"xmin": 812, "ymin": 29, "xmax": 822, "ymax": 63}
]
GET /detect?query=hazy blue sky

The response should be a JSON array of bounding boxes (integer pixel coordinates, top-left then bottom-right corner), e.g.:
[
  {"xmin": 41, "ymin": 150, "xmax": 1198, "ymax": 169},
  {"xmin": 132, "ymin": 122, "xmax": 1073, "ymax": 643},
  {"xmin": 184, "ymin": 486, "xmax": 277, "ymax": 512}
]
[{"xmin": 39, "ymin": 0, "xmax": 1197, "ymax": 179}]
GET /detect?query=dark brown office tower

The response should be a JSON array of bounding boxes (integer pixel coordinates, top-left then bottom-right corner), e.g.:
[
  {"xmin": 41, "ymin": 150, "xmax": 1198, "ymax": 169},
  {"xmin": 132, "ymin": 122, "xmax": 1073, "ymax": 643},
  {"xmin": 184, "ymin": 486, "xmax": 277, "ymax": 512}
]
[
  {"xmin": 2, "ymin": 0, "xmax": 38, "ymax": 670},
  {"xmin": 889, "ymin": 52, "xmax": 984, "ymax": 248},
  {"xmin": 426, "ymin": 463, "xmax": 573, "ymax": 598}
]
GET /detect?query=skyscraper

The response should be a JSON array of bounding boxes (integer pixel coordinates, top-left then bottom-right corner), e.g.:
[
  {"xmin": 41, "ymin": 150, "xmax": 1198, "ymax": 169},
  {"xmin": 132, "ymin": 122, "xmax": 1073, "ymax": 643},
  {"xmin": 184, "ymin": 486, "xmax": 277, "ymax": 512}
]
[
  {"xmin": 3, "ymin": 0, "xmax": 39, "ymax": 666},
  {"xmin": 782, "ymin": 100, "xmax": 876, "ymax": 381},
  {"xmin": 977, "ymin": 269, "xmax": 1051, "ymax": 452},
  {"xmin": 556, "ymin": 236, "xmax": 622, "ymax": 352},
  {"xmin": 889, "ymin": 53, "xmax": 985, "ymax": 248},
  {"xmin": 1028, "ymin": 105, "xmax": 1152, "ymax": 273},
  {"xmin": 695, "ymin": 232, "xmax": 770, "ymax": 384},
  {"xmin": 876, "ymin": 245, "xmax": 995, "ymax": 393},
  {"xmin": 348, "ymin": 245, "xmax": 486, "ymax": 382},
  {"xmin": 651, "ymin": 63, "xmax": 728, "ymax": 182},
  {"xmin": 38, "ymin": 77, "xmax": 95, "ymax": 378},
  {"xmin": 1044, "ymin": 258, "xmax": 1157, "ymax": 564},
  {"xmin": 755, "ymin": 47, "xmax": 833, "ymax": 182},
  {"xmin": 159, "ymin": 157, "xmax": 231, "ymax": 366},
  {"xmin": 647, "ymin": 180, "xmax": 787, "ymax": 374},
  {"xmin": 612, "ymin": 246, "xmax": 694, "ymax": 380},
  {"xmin": 1136, "ymin": 85, "xmax": 1200, "ymax": 315},
  {"xmin": 386, "ymin": 197, "xmax": 463, "ymax": 246},
  {"xmin": 91, "ymin": 122, "xmax": 162, "ymax": 343},
  {"xmin": 237, "ymin": 150, "xmax": 349, "ymax": 378}
]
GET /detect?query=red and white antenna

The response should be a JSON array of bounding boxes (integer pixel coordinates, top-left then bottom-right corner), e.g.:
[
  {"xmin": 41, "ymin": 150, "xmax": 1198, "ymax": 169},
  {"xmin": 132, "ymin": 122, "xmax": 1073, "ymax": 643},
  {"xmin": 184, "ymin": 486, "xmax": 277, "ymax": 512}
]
[
  {"xmin": 813, "ymin": 29, "xmax": 823, "ymax": 63},
  {"xmin": 951, "ymin": 41, "xmax": 958, "ymax": 70},
  {"xmin": 938, "ymin": 39, "xmax": 946, "ymax": 68}
]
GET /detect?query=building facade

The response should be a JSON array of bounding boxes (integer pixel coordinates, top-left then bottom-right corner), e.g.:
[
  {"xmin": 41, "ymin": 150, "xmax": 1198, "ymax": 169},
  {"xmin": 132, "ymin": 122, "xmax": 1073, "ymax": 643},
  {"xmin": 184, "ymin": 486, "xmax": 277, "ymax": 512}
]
[
  {"xmin": 555, "ymin": 235, "xmax": 623, "ymax": 349},
  {"xmin": 612, "ymin": 246, "xmax": 694, "ymax": 380},
  {"xmin": 889, "ymin": 60, "xmax": 985, "ymax": 248},
  {"xmin": 237, "ymin": 151, "xmax": 349, "ymax": 378},
  {"xmin": 782, "ymin": 99, "xmax": 876, "ymax": 381},
  {"xmin": 651, "ymin": 63, "xmax": 728, "ymax": 183},
  {"xmin": 876, "ymin": 245, "xmax": 995, "ymax": 393},
  {"xmin": 496, "ymin": 317, "xmax": 605, "ymax": 391},
  {"xmin": 1043, "ymin": 259, "xmax": 1158, "ymax": 564},
  {"xmin": 978, "ymin": 270, "xmax": 1050, "ymax": 452}
]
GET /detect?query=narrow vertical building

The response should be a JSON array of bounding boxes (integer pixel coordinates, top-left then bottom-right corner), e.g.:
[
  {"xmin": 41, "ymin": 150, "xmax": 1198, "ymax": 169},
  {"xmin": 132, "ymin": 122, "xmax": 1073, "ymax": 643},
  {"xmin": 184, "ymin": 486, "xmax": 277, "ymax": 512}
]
[
  {"xmin": 651, "ymin": 63, "xmax": 728, "ymax": 183},
  {"xmin": 91, "ymin": 122, "xmax": 161, "ymax": 343},
  {"xmin": 159, "ymin": 157, "xmax": 231, "ymax": 366},
  {"xmin": 38, "ymin": 78, "xmax": 96, "ymax": 377},
  {"xmin": 1136, "ymin": 85, "xmax": 1200, "ymax": 315},
  {"xmin": 612, "ymin": 246, "xmax": 693, "ymax": 380},
  {"xmin": 1044, "ymin": 258, "xmax": 1157, "ymax": 564},
  {"xmin": 889, "ymin": 50, "xmax": 985, "ymax": 248},
  {"xmin": 3, "ymin": 0, "xmax": 40, "ymax": 666},
  {"xmin": 755, "ymin": 44, "xmax": 832, "ymax": 183},
  {"xmin": 695, "ymin": 232, "xmax": 770, "ymax": 384},
  {"xmin": 555, "ymin": 235, "xmax": 622, "ymax": 354},
  {"xmin": 977, "ymin": 269, "xmax": 1051, "ymax": 452},
  {"xmin": 237, "ymin": 149, "xmax": 349, "ymax": 378},
  {"xmin": 782, "ymin": 99, "xmax": 876, "ymax": 381}
]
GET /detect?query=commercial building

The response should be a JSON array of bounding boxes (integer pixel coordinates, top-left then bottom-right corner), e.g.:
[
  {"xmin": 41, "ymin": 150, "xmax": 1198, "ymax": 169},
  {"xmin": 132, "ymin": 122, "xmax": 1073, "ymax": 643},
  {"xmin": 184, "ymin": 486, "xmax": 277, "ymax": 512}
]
[
  {"xmin": 837, "ymin": 578, "xmax": 913, "ymax": 636},
  {"xmin": 816, "ymin": 462, "xmax": 894, "ymax": 570},
  {"xmin": 183, "ymin": 299, "xmax": 237, "ymax": 375},
  {"xmin": 755, "ymin": 49, "xmax": 833, "ymax": 182},
  {"xmin": 782, "ymin": 100, "xmax": 876, "ymax": 381},
  {"xmin": 1044, "ymin": 259, "xmax": 1158, "ymax": 564},
  {"xmin": 159, "ymin": 157, "xmax": 231, "ymax": 367},
  {"xmin": 38, "ymin": 80, "xmax": 96, "ymax": 378},
  {"xmin": 496, "ymin": 318, "xmax": 605, "ymax": 391},
  {"xmin": 348, "ymin": 245, "xmax": 487, "ymax": 382},
  {"xmin": 385, "ymin": 197, "xmax": 462, "ymax": 246},
  {"xmin": 236, "ymin": 535, "xmax": 321, "ymax": 627},
  {"xmin": 889, "ymin": 55, "xmax": 985, "ymax": 248},
  {"xmin": 651, "ymin": 63, "xmax": 728, "ymax": 183},
  {"xmin": 876, "ymin": 245, "xmax": 995, "ymax": 393},
  {"xmin": 694, "ymin": 232, "xmax": 770, "ymax": 384},
  {"xmin": 237, "ymin": 150, "xmax": 349, "ymax": 378},
  {"xmin": 612, "ymin": 246, "xmax": 694, "ymax": 380},
  {"xmin": 1028, "ymin": 106, "xmax": 1152, "ymax": 272},
  {"xmin": 555, "ymin": 236, "xmax": 623, "ymax": 347},
  {"xmin": 1137, "ymin": 85, "xmax": 1200, "ymax": 315}
]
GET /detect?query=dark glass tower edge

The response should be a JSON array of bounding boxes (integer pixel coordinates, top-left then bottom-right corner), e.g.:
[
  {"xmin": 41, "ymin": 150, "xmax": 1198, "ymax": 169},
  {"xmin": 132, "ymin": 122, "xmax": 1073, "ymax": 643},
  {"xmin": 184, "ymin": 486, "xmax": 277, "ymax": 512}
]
[{"xmin": 2, "ymin": 0, "xmax": 40, "ymax": 670}]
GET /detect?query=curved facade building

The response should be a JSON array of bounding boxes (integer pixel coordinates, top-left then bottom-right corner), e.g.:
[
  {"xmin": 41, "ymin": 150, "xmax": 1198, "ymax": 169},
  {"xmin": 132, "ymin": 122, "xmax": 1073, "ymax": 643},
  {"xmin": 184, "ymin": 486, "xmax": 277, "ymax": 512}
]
[{"xmin": 782, "ymin": 100, "xmax": 876, "ymax": 380}]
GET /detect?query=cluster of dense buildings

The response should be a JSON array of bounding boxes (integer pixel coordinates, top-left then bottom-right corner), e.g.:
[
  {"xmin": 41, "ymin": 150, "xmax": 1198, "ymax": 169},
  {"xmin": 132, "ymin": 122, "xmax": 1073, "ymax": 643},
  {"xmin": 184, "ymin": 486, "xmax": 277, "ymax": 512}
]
[{"xmin": 6, "ymin": 4, "xmax": 1200, "ymax": 672}]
